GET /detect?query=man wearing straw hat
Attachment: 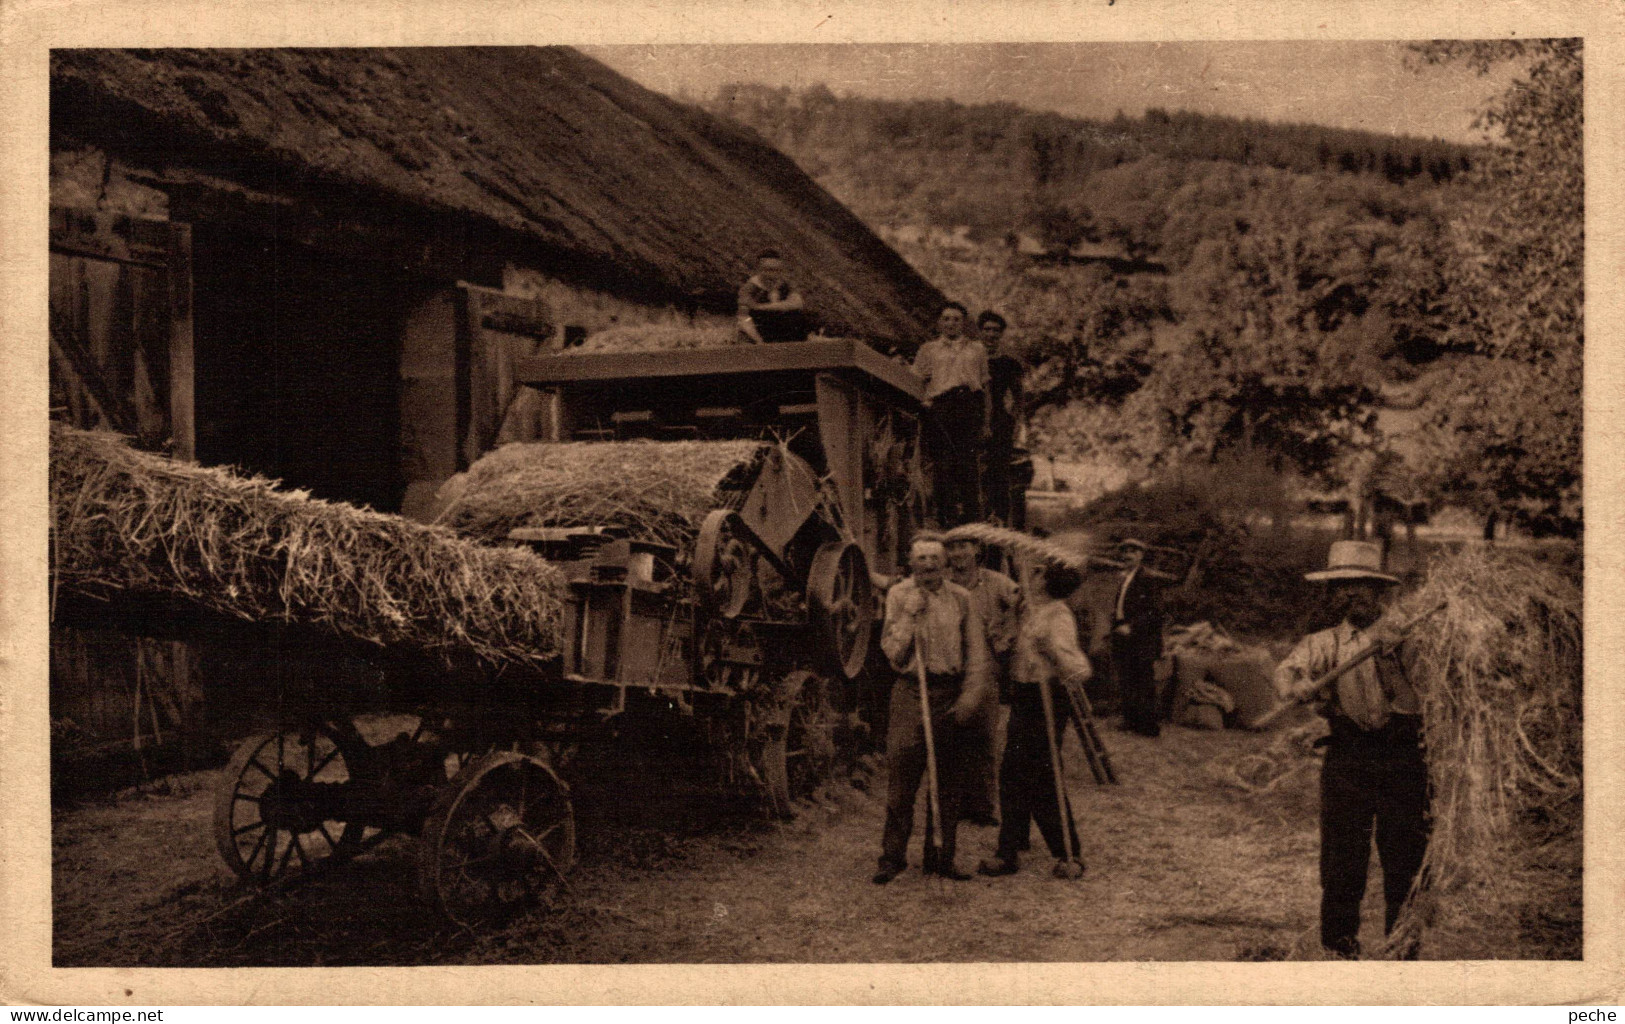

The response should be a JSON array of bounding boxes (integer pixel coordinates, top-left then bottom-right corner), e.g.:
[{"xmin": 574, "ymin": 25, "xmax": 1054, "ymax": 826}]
[
  {"xmin": 1276, "ymin": 539, "xmax": 1429, "ymax": 959},
  {"xmin": 873, "ymin": 534, "xmax": 993, "ymax": 884}
]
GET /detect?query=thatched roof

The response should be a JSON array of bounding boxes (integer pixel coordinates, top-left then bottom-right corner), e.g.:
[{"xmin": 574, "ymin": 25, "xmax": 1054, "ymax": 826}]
[{"xmin": 50, "ymin": 47, "xmax": 942, "ymax": 345}]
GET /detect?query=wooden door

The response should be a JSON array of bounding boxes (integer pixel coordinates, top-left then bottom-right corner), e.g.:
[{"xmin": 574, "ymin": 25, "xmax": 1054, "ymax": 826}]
[{"xmin": 49, "ymin": 207, "xmax": 194, "ymax": 456}]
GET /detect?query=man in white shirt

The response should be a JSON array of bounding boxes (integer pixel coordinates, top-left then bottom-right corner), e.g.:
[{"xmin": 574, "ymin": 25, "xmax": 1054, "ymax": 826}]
[
  {"xmin": 874, "ymin": 535, "xmax": 993, "ymax": 883},
  {"xmin": 978, "ymin": 560, "xmax": 1090, "ymax": 878},
  {"xmin": 1275, "ymin": 540, "xmax": 1428, "ymax": 959},
  {"xmin": 912, "ymin": 302, "xmax": 990, "ymax": 525}
]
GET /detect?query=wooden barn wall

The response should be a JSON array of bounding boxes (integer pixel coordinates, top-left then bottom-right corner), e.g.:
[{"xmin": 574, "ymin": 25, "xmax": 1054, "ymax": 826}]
[
  {"xmin": 49, "ymin": 628, "xmax": 207, "ymax": 794},
  {"xmin": 48, "ymin": 207, "xmax": 194, "ymax": 458}
]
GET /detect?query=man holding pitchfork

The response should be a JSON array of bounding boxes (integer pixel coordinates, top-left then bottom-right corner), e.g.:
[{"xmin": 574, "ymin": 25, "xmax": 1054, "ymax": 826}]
[
  {"xmin": 873, "ymin": 534, "xmax": 992, "ymax": 884},
  {"xmin": 1275, "ymin": 540, "xmax": 1433, "ymax": 958}
]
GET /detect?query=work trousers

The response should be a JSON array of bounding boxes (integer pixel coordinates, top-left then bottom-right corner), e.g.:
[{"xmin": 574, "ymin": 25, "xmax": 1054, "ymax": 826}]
[
  {"xmin": 1318, "ymin": 716, "xmax": 1431, "ymax": 958},
  {"xmin": 1113, "ymin": 634, "xmax": 1160, "ymax": 737},
  {"xmin": 961, "ymin": 659, "xmax": 1006, "ymax": 824},
  {"xmin": 995, "ymin": 686, "xmax": 1081, "ymax": 861},
  {"xmin": 880, "ymin": 676, "xmax": 969, "ymax": 871},
  {"xmin": 923, "ymin": 386, "xmax": 983, "ymax": 526}
]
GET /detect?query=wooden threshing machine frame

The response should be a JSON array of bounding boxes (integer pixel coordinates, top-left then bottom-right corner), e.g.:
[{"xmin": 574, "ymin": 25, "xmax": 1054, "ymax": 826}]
[{"xmin": 207, "ymin": 339, "xmax": 935, "ymax": 924}]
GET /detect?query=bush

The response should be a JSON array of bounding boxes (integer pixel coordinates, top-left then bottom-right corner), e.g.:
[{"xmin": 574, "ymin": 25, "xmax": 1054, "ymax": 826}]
[{"xmin": 1034, "ymin": 460, "xmax": 1333, "ymax": 641}]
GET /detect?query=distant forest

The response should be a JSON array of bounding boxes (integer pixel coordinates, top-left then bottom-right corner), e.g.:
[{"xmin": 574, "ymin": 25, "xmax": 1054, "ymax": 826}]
[
  {"xmin": 702, "ymin": 84, "xmax": 1479, "ymax": 252},
  {"xmin": 696, "ymin": 49, "xmax": 1580, "ymax": 540}
]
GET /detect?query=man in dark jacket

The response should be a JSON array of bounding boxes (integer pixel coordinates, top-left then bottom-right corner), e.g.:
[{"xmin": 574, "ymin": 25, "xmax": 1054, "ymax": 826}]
[{"xmin": 1111, "ymin": 538, "xmax": 1164, "ymax": 737}]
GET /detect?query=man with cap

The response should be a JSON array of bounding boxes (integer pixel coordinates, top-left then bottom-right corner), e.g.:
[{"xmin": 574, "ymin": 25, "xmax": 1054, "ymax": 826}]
[
  {"xmin": 977, "ymin": 310, "xmax": 1027, "ymax": 527},
  {"xmin": 1110, "ymin": 538, "xmax": 1164, "ymax": 737},
  {"xmin": 874, "ymin": 534, "xmax": 994, "ymax": 884},
  {"xmin": 944, "ymin": 530, "xmax": 1022, "ymax": 826},
  {"xmin": 1275, "ymin": 540, "xmax": 1429, "ymax": 959}
]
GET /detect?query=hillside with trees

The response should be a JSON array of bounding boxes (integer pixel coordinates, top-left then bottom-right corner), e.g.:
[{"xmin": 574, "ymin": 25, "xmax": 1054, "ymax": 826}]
[{"xmin": 700, "ymin": 44, "xmax": 1581, "ymax": 537}]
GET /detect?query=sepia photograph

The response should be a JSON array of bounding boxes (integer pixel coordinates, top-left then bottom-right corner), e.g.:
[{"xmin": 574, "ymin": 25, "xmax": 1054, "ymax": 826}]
[{"xmin": 4, "ymin": 0, "xmax": 1615, "ymax": 1005}]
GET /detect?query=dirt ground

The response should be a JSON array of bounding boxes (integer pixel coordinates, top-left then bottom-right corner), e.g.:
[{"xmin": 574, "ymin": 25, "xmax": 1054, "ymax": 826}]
[{"xmin": 51, "ymin": 707, "xmax": 1579, "ymax": 967}]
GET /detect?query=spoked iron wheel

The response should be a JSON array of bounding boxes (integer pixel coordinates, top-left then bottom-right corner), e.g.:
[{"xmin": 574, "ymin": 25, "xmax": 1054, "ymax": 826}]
[
  {"xmin": 694, "ymin": 509, "xmax": 756, "ymax": 618},
  {"xmin": 417, "ymin": 751, "xmax": 575, "ymax": 927},
  {"xmin": 755, "ymin": 671, "xmax": 842, "ymax": 819},
  {"xmin": 808, "ymin": 541, "xmax": 875, "ymax": 680},
  {"xmin": 212, "ymin": 720, "xmax": 378, "ymax": 884}
]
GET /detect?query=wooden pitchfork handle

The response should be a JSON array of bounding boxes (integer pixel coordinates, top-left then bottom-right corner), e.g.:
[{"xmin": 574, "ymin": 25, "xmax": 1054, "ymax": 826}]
[
  {"xmin": 1036, "ymin": 675, "xmax": 1078, "ymax": 866},
  {"xmin": 1254, "ymin": 600, "xmax": 1448, "ymax": 731},
  {"xmin": 914, "ymin": 618, "xmax": 945, "ymax": 866}
]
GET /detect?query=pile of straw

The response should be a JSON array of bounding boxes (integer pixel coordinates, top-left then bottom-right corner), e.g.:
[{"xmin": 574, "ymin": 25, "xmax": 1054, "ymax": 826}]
[
  {"xmin": 436, "ymin": 439, "xmax": 767, "ymax": 550},
  {"xmin": 1380, "ymin": 544, "xmax": 1582, "ymax": 955},
  {"xmin": 50, "ymin": 424, "xmax": 567, "ymax": 669},
  {"xmin": 1221, "ymin": 718, "xmax": 1326, "ymax": 793},
  {"xmin": 571, "ymin": 323, "xmax": 740, "ymax": 354}
]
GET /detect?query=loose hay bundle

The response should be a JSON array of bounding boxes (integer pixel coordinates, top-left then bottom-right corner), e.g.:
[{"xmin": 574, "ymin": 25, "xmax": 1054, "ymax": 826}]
[
  {"xmin": 436, "ymin": 439, "xmax": 768, "ymax": 549},
  {"xmin": 1380, "ymin": 544, "xmax": 1582, "ymax": 955},
  {"xmin": 1164, "ymin": 621, "xmax": 1245, "ymax": 658},
  {"xmin": 943, "ymin": 521, "xmax": 1112, "ymax": 570},
  {"xmin": 50, "ymin": 424, "xmax": 567, "ymax": 669},
  {"xmin": 1221, "ymin": 717, "xmax": 1326, "ymax": 793},
  {"xmin": 570, "ymin": 323, "xmax": 740, "ymax": 354}
]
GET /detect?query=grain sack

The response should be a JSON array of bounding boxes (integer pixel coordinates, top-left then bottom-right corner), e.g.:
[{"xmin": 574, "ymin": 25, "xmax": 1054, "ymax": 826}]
[{"xmin": 1207, "ymin": 649, "xmax": 1279, "ymax": 729}]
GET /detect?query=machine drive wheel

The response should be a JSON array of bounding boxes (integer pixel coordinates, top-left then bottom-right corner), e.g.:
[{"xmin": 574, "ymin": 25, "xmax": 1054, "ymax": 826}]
[
  {"xmin": 417, "ymin": 751, "xmax": 575, "ymax": 927},
  {"xmin": 213, "ymin": 720, "xmax": 377, "ymax": 885},
  {"xmin": 755, "ymin": 671, "xmax": 841, "ymax": 819},
  {"xmin": 807, "ymin": 541, "xmax": 875, "ymax": 681},
  {"xmin": 694, "ymin": 509, "xmax": 755, "ymax": 619}
]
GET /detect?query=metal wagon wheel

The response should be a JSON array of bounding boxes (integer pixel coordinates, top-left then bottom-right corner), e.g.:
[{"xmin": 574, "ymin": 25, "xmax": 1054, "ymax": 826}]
[
  {"xmin": 755, "ymin": 670, "xmax": 841, "ymax": 819},
  {"xmin": 417, "ymin": 751, "xmax": 575, "ymax": 927},
  {"xmin": 212, "ymin": 720, "xmax": 378, "ymax": 884},
  {"xmin": 694, "ymin": 509, "xmax": 756, "ymax": 619},
  {"xmin": 808, "ymin": 541, "xmax": 875, "ymax": 681}
]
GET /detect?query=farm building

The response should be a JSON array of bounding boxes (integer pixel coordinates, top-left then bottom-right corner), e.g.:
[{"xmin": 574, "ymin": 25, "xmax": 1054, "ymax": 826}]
[{"xmin": 47, "ymin": 46, "xmax": 944, "ymax": 787}]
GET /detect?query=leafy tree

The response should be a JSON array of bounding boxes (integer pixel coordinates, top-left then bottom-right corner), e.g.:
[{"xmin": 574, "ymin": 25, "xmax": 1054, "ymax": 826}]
[{"xmin": 1408, "ymin": 40, "xmax": 1583, "ymax": 535}]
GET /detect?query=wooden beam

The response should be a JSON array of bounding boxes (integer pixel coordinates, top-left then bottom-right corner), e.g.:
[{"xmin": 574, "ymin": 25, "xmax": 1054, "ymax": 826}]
[
  {"xmin": 166, "ymin": 222, "xmax": 195, "ymax": 460},
  {"xmin": 513, "ymin": 338, "xmax": 924, "ymax": 406}
]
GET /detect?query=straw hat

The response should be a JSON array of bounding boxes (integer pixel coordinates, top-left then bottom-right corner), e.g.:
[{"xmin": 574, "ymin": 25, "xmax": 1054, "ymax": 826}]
[{"xmin": 1304, "ymin": 540, "xmax": 1399, "ymax": 584}]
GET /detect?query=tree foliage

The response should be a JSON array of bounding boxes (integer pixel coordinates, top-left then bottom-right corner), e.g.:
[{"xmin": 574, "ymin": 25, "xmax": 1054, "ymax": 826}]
[
  {"xmin": 707, "ymin": 62, "xmax": 1580, "ymax": 531},
  {"xmin": 1408, "ymin": 40, "xmax": 1583, "ymax": 534}
]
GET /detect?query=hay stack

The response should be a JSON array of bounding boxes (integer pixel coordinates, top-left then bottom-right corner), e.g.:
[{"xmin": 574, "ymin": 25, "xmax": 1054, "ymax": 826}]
[
  {"xmin": 50, "ymin": 424, "xmax": 567, "ymax": 669},
  {"xmin": 436, "ymin": 439, "xmax": 768, "ymax": 549},
  {"xmin": 1380, "ymin": 544, "xmax": 1582, "ymax": 955},
  {"xmin": 570, "ymin": 323, "xmax": 740, "ymax": 354}
]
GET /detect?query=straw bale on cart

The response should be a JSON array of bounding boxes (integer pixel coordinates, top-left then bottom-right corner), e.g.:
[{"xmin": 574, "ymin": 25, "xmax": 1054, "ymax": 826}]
[{"xmin": 50, "ymin": 424, "xmax": 567, "ymax": 669}]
